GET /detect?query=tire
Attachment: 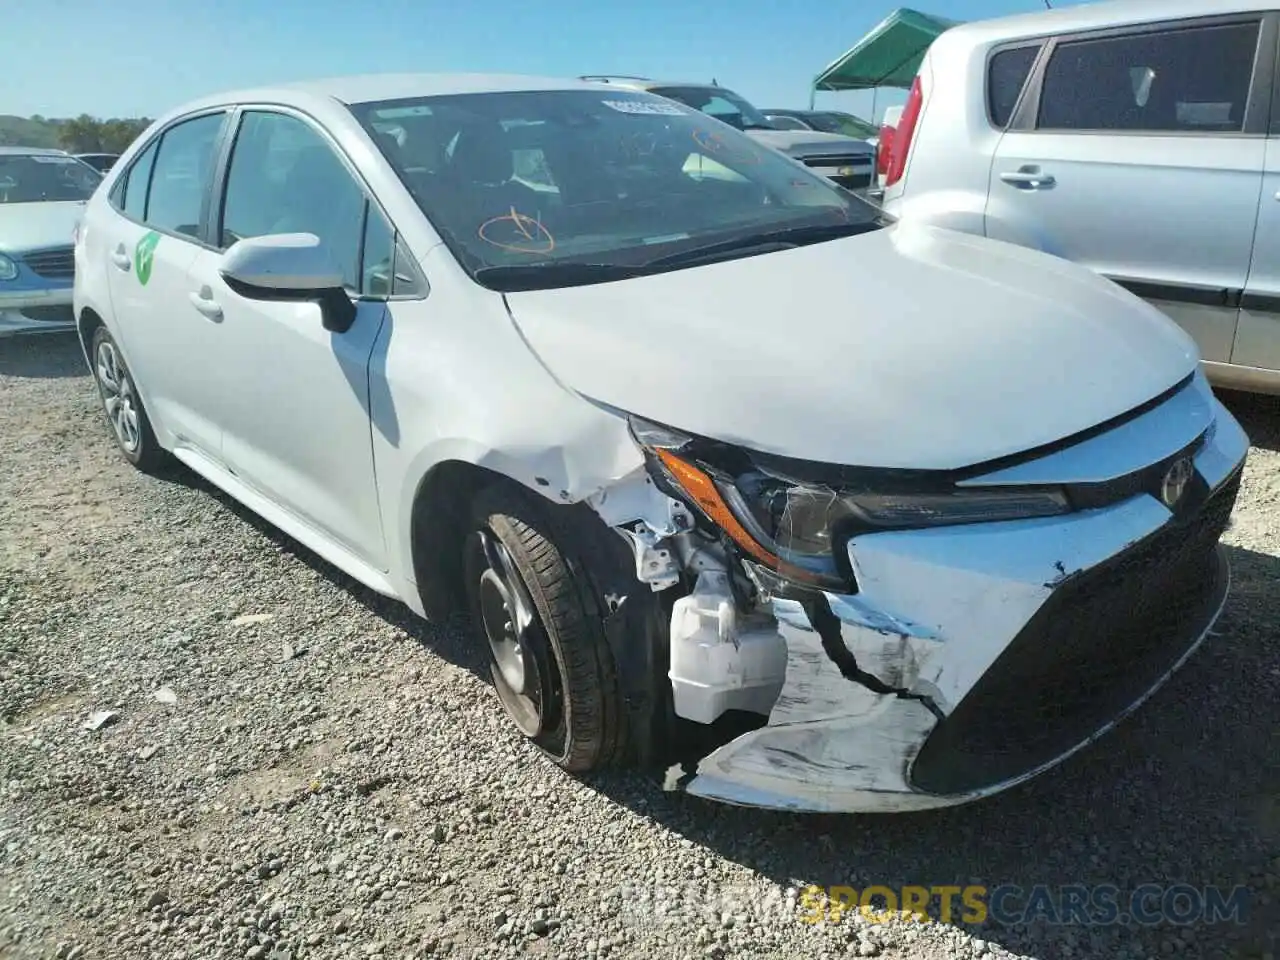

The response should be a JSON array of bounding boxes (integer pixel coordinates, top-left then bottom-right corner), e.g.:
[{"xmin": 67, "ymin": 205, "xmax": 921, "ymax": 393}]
[
  {"xmin": 90, "ymin": 325, "xmax": 165, "ymax": 473},
  {"xmin": 463, "ymin": 483, "xmax": 629, "ymax": 772}
]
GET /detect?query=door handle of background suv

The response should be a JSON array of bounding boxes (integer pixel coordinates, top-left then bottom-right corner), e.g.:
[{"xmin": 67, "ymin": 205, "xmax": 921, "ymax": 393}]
[
  {"xmin": 188, "ymin": 288, "xmax": 223, "ymax": 322},
  {"xmin": 111, "ymin": 245, "xmax": 132, "ymax": 271},
  {"xmin": 1000, "ymin": 166, "xmax": 1056, "ymax": 189}
]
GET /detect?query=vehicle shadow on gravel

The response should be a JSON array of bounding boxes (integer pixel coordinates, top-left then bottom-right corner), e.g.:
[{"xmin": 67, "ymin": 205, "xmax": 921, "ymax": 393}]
[
  {"xmin": 0, "ymin": 331, "xmax": 85, "ymax": 379},
  {"xmin": 1218, "ymin": 387, "xmax": 1280, "ymax": 453},
  {"xmin": 587, "ymin": 541, "xmax": 1280, "ymax": 960},
  {"xmin": 149, "ymin": 462, "xmax": 490, "ymax": 676}
]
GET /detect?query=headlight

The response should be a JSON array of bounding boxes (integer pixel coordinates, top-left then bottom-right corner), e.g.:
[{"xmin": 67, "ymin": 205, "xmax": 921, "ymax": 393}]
[
  {"xmin": 629, "ymin": 415, "xmax": 1069, "ymax": 587},
  {"xmin": 0, "ymin": 254, "xmax": 17, "ymax": 282}
]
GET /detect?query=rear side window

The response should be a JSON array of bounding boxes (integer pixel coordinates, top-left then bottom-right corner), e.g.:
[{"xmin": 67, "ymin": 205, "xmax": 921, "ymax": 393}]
[
  {"xmin": 987, "ymin": 45, "xmax": 1041, "ymax": 127},
  {"xmin": 1037, "ymin": 20, "xmax": 1260, "ymax": 133},
  {"xmin": 145, "ymin": 113, "xmax": 226, "ymax": 238},
  {"xmin": 120, "ymin": 140, "xmax": 158, "ymax": 220}
]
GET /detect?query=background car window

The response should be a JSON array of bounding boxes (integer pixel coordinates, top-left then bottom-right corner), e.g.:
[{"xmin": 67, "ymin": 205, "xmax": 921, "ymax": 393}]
[
  {"xmin": 220, "ymin": 111, "xmax": 366, "ymax": 291},
  {"xmin": 1037, "ymin": 21, "xmax": 1260, "ymax": 132},
  {"xmin": 765, "ymin": 114, "xmax": 810, "ymax": 131},
  {"xmin": 987, "ymin": 45, "xmax": 1041, "ymax": 127},
  {"xmin": 0, "ymin": 153, "xmax": 100, "ymax": 204},
  {"xmin": 145, "ymin": 113, "xmax": 224, "ymax": 238},
  {"xmin": 647, "ymin": 86, "xmax": 775, "ymax": 131},
  {"xmin": 120, "ymin": 140, "xmax": 158, "ymax": 220}
]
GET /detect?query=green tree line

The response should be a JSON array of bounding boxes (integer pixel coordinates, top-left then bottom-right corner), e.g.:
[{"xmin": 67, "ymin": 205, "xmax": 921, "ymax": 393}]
[{"xmin": 0, "ymin": 113, "xmax": 152, "ymax": 154}]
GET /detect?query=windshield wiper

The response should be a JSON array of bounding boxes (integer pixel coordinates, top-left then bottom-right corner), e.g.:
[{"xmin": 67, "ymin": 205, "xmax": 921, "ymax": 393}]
[
  {"xmin": 474, "ymin": 262, "xmax": 652, "ymax": 292},
  {"xmin": 644, "ymin": 220, "xmax": 880, "ymax": 269}
]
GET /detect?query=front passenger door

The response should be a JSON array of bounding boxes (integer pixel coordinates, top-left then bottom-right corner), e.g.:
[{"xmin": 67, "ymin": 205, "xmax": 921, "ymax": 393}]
[{"xmin": 186, "ymin": 109, "xmax": 394, "ymax": 570}]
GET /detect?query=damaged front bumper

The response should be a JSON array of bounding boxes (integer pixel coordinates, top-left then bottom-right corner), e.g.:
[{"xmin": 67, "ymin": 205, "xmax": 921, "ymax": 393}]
[{"xmin": 655, "ymin": 380, "xmax": 1249, "ymax": 813}]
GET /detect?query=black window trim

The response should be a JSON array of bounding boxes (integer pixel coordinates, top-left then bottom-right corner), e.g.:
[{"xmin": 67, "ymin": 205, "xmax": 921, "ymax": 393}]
[
  {"xmin": 209, "ymin": 102, "xmax": 429, "ymax": 302},
  {"xmin": 105, "ymin": 108, "xmax": 234, "ymax": 252},
  {"xmin": 1005, "ymin": 11, "xmax": 1278, "ymax": 138}
]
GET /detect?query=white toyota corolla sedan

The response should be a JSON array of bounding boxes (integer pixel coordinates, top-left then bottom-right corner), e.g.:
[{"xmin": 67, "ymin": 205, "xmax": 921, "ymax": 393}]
[{"xmin": 73, "ymin": 74, "xmax": 1249, "ymax": 813}]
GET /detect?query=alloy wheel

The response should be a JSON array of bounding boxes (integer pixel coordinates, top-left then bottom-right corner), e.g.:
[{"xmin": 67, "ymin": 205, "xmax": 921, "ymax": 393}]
[{"xmin": 95, "ymin": 339, "xmax": 141, "ymax": 454}]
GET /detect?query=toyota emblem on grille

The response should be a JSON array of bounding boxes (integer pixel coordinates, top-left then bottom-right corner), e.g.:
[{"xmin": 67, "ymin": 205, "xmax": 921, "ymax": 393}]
[{"xmin": 1160, "ymin": 457, "xmax": 1194, "ymax": 508}]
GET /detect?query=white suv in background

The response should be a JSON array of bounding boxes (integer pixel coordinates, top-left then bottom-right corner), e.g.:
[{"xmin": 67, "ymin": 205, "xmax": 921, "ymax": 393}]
[{"xmin": 880, "ymin": 0, "xmax": 1280, "ymax": 395}]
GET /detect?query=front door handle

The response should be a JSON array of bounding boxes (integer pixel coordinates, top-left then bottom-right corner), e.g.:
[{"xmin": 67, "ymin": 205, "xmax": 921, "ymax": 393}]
[
  {"xmin": 1000, "ymin": 165, "xmax": 1056, "ymax": 189},
  {"xmin": 111, "ymin": 245, "xmax": 131, "ymax": 271},
  {"xmin": 188, "ymin": 288, "xmax": 223, "ymax": 322}
]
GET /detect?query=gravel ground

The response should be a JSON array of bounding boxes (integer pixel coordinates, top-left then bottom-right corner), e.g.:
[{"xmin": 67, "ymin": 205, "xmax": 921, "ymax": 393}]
[{"xmin": 0, "ymin": 332, "xmax": 1277, "ymax": 960}]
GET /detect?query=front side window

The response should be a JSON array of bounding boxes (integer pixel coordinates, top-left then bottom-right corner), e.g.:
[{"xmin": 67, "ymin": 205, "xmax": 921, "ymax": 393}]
[
  {"xmin": 145, "ymin": 112, "xmax": 225, "ymax": 238},
  {"xmin": 0, "ymin": 153, "xmax": 101, "ymax": 204},
  {"xmin": 987, "ymin": 45, "xmax": 1041, "ymax": 127},
  {"xmin": 647, "ymin": 86, "xmax": 776, "ymax": 131},
  {"xmin": 351, "ymin": 89, "xmax": 882, "ymax": 291},
  {"xmin": 220, "ymin": 111, "xmax": 368, "ymax": 291},
  {"xmin": 1037, "ymin": 21, "xmax": 1260, "ymax": 133}
]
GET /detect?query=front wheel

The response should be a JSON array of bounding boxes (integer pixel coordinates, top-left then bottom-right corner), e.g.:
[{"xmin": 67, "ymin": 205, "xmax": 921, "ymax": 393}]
[
  {"xmin": 463, "ymin": 484, "xmax": 630, "ymax": 772},
  {"xmin": 90, "ymin": 325, "xmax": 165, "ymax": 472}
]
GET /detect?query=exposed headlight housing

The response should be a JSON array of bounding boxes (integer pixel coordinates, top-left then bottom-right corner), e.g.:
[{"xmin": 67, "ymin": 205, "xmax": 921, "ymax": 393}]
[
  {"xmin": 628, "ymin": 415, "xmax": 1069, "ymax": 589},
  {"xmin": 0, "ymin": 254, "xmax": 17, "ymax": 282}
]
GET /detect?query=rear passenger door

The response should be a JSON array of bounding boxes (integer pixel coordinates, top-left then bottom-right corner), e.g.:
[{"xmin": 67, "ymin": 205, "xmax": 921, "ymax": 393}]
[
  {"xmin": 985, "ymin": 14, "xmax": 1272, "ymax": 364},
  {"xmin": 101, "ymin": 110, "xmax": 230, "ymax": 458},
  {"xmin": 1234, "ymin": 79, "xmax": 1280, "ymax": 377}
]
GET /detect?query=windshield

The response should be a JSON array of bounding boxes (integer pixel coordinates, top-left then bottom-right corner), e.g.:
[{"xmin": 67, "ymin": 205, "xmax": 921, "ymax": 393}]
[
  {"xmin": 817, "ymin": 112, "xmax": 878, "ymax": 139},
  {"xmin": 765, "ymin": 114, "xmax": 811, "ymax": 131},
  {"xmin": 645, "ymin": 85, "xmax": 776, "ymax": 131},
  {"xmin": 0, "ymin": 154, "xmax": 102, "ymax": 204},
  {"xmin": 350, "ymin": 89, "xmax": 881, "ymax": 290}
]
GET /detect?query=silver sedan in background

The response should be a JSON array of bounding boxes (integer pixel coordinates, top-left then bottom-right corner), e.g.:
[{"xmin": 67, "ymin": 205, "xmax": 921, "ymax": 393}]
[{"xmin": 0, "ymin": 147, "xmax": 101, "ymax": 336}]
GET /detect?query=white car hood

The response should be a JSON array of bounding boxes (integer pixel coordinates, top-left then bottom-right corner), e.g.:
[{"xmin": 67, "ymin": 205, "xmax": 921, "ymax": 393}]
[
  {"xmin": 0, "ymin": 201, "xmax": 85, "ymax": 253},
  {"xmin": 502, "ymin": 223, "xmax": 1199, "ymax": 470},
  {"xmin": 747, "ymin": 128, "xmax": 874, "ymax": 158}
]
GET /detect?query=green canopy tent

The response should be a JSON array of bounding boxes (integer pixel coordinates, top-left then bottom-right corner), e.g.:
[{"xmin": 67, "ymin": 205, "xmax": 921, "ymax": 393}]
[{"xmin": 809, "ymin": 8, "xmax": 959, "ymax": 111}]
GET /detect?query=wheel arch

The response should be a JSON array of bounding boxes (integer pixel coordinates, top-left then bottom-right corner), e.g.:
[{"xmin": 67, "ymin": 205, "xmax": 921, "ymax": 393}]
[
  {"xmin": 406, "ymin": 455, "xmax": 675, "ymax": 765},
  {"xmin": 76, "ymin": 306, "xmax": 105, "ymax": 368}
]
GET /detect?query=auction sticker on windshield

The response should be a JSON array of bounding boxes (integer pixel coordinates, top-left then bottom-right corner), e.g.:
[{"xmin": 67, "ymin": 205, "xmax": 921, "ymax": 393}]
[
  {"xmin": 602, "ymin": 100, "xmax": 687, "ymax": 116},
  {"xmin": 135, "ymin": 231, "xmax": 160, "ymax": 286}
]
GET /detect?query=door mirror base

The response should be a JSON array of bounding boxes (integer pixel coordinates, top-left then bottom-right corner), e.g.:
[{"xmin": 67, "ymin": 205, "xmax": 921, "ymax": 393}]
[{"xmin": 220, "ymin": 233, "xmax": 357, "ymax": 333}]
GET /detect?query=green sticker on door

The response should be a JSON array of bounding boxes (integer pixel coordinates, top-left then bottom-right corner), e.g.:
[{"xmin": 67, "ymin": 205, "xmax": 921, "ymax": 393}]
[{"xmin": 134, "ymin": 231, "xmax": 160, "ymax": 286}]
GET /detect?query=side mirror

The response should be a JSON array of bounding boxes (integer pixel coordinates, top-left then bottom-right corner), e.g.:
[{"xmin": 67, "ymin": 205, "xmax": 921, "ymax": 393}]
[{"xmin": 219, "ymin": 233, "xmax": 357, "ymax": 334}]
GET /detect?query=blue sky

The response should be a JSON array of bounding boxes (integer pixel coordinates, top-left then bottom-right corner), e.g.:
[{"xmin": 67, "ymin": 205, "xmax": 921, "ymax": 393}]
[{"xmin": 7, "ymin": 0, "xmax": 1069, "ymax": 122}]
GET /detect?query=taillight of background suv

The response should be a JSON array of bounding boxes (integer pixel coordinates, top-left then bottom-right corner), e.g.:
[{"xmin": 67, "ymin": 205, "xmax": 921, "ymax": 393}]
[{"xmin": 884, "ymin": 76, "xmax": 923, "ymax": 188}]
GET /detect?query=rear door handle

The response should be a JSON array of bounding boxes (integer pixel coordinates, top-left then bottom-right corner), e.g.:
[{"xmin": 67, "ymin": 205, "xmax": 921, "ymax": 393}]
[
  {"xmin": 111, "ymin": 245, "xmax": 131, "ymax": 271},
  {"xmin": 188, "ymin": 288, "xmax": 223, "ymax": 322},
  {"xmin": 1000, "ymin": 166, "xmax": 1056, "ymax": 189}
]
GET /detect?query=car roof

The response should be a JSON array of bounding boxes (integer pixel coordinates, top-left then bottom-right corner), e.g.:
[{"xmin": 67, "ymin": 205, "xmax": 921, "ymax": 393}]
[
  {"xmin": 171, "ymin": 73, "xmax": 621, "ymax": 114},
  {"xmin": 941, "ymin": 0, "xmax": 1271, "ymax": 46},
  {"xmin": 0, "ymin": 146, "xmax": 70, "ymax": 157}
]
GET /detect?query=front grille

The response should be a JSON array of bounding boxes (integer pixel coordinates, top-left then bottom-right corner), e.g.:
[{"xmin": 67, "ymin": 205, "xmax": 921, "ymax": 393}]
[
  {"xmin": 910, "ymin": 470, "xmax": 1241, "ymax": 796},
  {"xmin": 19, "ymin": 305, "xmax": 74, "ymax": 325},
  {"xmin": 22, "ymin": 246, "xmax": 75, "ymax": 280}
]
